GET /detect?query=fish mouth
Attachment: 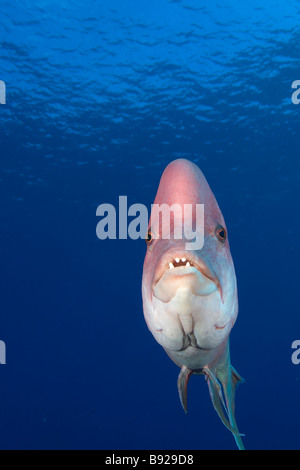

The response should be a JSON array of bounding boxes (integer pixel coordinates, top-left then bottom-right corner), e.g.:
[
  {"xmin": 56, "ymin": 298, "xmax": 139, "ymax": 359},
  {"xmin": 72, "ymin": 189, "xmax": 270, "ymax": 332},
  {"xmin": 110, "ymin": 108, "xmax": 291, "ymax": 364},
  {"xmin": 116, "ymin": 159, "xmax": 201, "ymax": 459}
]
[
  {"xmin": 152, "ymin": 250, "xmax": 221, "ymax": 302},
  {"xmin": 153, "ymin": 250, "xmax": 220, "ymax": 289}
]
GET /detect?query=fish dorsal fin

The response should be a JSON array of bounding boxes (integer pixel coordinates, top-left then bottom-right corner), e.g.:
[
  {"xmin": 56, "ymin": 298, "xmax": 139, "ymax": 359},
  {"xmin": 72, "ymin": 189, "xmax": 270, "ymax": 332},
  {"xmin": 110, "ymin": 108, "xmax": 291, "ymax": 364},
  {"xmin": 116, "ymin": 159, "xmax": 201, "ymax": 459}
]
[{"xmin": 177, "ymin": 365, "xmax": 193, "ymax": 413}]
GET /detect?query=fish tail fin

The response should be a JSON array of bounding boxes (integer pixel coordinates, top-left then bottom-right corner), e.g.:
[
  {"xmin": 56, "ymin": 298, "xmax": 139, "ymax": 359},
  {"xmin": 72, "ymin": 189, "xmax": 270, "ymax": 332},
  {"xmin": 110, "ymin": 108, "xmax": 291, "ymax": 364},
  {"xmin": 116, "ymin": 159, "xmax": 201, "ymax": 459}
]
[
  {"xmin": 204, "ymin": 347, "xmax": 245, "ymax": 450},
  {"xmin": 222, "ymin": 365, "xmax": 245, "ymax": 451},
  {"xmin": 177, "ymin": 365, "xmax": 193, "ymax": 413}
]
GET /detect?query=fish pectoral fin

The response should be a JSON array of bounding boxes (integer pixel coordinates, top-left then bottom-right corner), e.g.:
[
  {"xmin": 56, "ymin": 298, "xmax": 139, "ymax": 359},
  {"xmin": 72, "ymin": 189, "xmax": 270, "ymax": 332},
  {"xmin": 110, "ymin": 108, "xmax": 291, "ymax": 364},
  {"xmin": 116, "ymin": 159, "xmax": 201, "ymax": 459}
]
[
  {"xmin": 231, "ymin": 366, "xmax": 245, "ymax": 389},
  {"xmin": 177, "ymin": 365, "xmax": 193, "ymax": 413}
]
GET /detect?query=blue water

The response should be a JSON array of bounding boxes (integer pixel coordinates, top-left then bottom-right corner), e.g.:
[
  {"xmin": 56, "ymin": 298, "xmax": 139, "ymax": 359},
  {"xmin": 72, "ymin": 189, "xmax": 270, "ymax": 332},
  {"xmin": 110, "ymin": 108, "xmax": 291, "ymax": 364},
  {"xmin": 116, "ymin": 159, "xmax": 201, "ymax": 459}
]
[{"xmin": 0, "ymin": 0, "xmax": 300, "ymax": 450}]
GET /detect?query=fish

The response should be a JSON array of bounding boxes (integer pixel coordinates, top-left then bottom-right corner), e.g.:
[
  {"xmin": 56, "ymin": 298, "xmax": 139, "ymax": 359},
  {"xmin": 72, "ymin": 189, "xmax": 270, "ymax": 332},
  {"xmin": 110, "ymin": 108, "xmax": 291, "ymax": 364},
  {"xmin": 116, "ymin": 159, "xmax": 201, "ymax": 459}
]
[{"xmin": 142, "ymin": 158, "xmax": 244, "ymax": 450}]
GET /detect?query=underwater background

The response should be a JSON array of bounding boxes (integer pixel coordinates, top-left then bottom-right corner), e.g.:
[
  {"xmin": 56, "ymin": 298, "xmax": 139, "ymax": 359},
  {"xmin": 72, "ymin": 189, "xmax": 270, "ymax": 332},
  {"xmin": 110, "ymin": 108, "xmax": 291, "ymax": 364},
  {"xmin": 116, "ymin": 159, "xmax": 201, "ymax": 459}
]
[{"xmin": 0, "ymin": 0, "xmax": 299, "ymax": 450}]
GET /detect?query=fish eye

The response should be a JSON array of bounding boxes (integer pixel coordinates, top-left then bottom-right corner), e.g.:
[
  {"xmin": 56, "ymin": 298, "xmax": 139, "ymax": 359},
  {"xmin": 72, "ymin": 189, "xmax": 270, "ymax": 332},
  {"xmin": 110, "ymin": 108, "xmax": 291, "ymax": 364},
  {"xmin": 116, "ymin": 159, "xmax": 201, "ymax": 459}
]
[
  {"xmin": 215, "ymin": 225, "xmax": 226, "ymax": 243},
  {"xmin": 145, "ymin": 231, "xmax": 153, "ymax": 245}
]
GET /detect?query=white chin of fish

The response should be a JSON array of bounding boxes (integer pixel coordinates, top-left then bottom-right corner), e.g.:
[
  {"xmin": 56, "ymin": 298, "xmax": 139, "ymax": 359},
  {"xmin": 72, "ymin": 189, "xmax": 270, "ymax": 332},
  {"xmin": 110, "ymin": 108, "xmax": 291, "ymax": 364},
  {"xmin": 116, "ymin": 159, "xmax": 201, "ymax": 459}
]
[
  {"xmin": 153, "ymin": 265, "xmax": 218, "ymax": 303},
  {"xmin": 151, "ymin": 265, "xmax": 224, "ymax": 351}
]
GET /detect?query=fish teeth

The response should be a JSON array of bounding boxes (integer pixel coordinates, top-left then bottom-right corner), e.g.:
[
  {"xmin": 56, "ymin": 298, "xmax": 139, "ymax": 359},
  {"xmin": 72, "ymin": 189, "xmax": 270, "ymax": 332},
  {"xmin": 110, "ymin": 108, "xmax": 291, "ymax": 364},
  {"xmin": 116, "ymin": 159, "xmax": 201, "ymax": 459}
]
[{"xmin": 168, "ymin": 258, "xmax": 192, "ymax": 269}]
